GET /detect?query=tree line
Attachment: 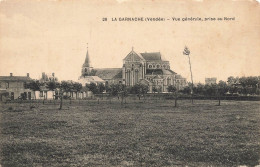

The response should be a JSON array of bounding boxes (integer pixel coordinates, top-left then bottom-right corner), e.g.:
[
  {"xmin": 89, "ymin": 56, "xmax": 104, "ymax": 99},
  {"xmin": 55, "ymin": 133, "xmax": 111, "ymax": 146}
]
[
  {"xmin": 25, "ymin": 76, "xmax": 260, "ymax": 99},
  {"xmin": 180, "ymin": 76, "xmax": 260, "ymax": 96}
]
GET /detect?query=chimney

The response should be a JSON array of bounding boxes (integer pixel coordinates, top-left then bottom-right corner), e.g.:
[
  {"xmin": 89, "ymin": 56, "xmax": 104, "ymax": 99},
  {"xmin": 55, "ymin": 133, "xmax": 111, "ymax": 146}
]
[
  {"xmin": 52, "ymin": 73, "xmax": 55, "ymax": 77},
  {"xmin": 10, "ymin": 73, "xmax": 13, "ymax": 77},
  {"xmin": 27, "ymin": 73, "xmax": 30, "ymax": 77}
]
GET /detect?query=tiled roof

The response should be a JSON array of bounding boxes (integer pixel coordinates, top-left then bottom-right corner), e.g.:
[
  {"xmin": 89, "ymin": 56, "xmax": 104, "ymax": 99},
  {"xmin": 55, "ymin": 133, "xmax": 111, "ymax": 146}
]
[
  {"xmin": 162, "ymin": 69, "xmax": 177, "ymax": 75},
  {"xmin": 123, "ymin": 50, "xmax": 145, "ymax": 61},
  {"xmin": 0, "ymin": 76, "xmax": 33, "ymax": 82},
  {"xmin": 140, "ymin": 52, "xmax": 162, "ymax": 61},
  {"xmin": 146, "ymin": 69, "xmax": 176, "ymax": 75},
  {"xmin": 95, "ymin": 68, "xmax": 122, "ymax": 80},
  {"xmin": 146, "ymin": 69, "xmax": 163, "ymax": 75},
  {"xmin": 153, "ymin": 75, "xmax": 163, "ymax": 79},
  {"xmin": 78, "ymin": 76, "xmax": 105, "ymax": 85}
]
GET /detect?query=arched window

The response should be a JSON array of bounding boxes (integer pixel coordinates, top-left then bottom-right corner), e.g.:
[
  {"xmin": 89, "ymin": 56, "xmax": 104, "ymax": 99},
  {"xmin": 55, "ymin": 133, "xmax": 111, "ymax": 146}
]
[
  {"xmin": 167, "ymin": 78, "xmax": 171, "ymax": 85},
  {"xmin": 153, "ymin": 65, "xmax": 155, "ymax": 68},
  {"xmin": 85, "ymin": 68, "xmax": 87, "ymax": 72},
  {"xmin": 135, "ymin": 69, "xmax": 139, "ymax": 84},
  {"xmin": 163, "ymin": 64, "xmax": 166, "ymax": 69},
  {"xmin": 157, "ymin": 64, "xmax": 160, "ymax": 69}
]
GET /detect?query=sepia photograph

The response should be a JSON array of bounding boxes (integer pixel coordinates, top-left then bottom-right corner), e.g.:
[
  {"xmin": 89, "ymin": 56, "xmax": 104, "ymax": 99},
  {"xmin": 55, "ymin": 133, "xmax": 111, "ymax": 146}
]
[{"xmin": 0, "ymin": 0, "xmax": 260, "ymax": 166}]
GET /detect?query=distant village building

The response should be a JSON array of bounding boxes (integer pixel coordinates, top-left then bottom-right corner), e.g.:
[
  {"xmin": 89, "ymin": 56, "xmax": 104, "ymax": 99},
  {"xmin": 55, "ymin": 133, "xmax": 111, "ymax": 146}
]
[
  {"xmin": 205, "ymin": 77, "xmax": 217, "ymax": 85},
  {"xmin": 40, "ymin": 72, "xmax": 58, "ymax": 83},
  {"xmin": 79, "ymin": 47, "xmax": 187, "ymax": 92},
  {"xmin": 35, "ymin": 72, "xmax": 59, "ymax": 100},
  {"xmin": 0, "ymin": 73, "xmax": 34, "ymax": 101}
]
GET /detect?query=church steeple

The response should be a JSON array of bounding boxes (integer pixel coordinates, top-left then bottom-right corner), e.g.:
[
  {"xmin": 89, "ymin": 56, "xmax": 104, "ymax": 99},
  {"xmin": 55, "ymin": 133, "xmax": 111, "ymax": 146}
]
[
  {"xmin": 81, "ymin": 43, "xmax": 93, "ymax": 77},
  {"xmin": 82, "ymin": 43, "xmax": 91, "ymax": 68}
]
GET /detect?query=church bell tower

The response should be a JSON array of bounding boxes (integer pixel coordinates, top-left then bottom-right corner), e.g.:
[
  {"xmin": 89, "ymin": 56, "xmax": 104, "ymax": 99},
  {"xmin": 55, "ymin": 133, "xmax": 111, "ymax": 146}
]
[{"xmin": 81, "ymin": 44, "xmax": 93, "ymax": 77}]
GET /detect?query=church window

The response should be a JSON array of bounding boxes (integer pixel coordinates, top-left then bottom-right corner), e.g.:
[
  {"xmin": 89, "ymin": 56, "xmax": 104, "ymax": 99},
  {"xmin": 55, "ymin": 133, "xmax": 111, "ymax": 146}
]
[
  {"xmin": 135, "ymin": 69, "xmax": 139, "ymax": 84},
  {"xmin": 163, "ymin": 64, "xmax": 166, "ymax": 68},
  {"xmin": 148, "ymin": 64, "xmax": 152, "ymax": 68},
  {"xmin": 85, "ymin": 68, "xmax": 87, "ymax": 72},
  {"xmin": 157, "ymin": 64, "xmax": 160, "ymax": 69},
  {"xmin": 153, "ymin": 65, "xmax": 155, "ymax": 68},
  {"xmin": 167, "ymin": 78, "xmax": 171, "ymax": 85}
]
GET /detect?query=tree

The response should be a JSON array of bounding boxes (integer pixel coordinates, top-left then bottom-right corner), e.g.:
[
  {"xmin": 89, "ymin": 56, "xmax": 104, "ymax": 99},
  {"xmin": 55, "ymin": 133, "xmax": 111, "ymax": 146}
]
[
  {"xmin": 168, "ymin": 85, "xmax": 178, "ymax": 107},
  {"xmin": 87, "ymin": 83, "xmax": 98, "ymax": 94},
  {"xmin": 180, "ymin": 86, "xmax": 191, "ymax": 95},
  {"xmin": 152, "ymin": 86, "xmax": 158, "ymax": 94},
  {"xmin": 118, "ymin": 84, "xmax": 128, "ymax": 104},
  {"xmin": 73, "ymin": 82, "xmax": 82, "ymax": 99},
  {"xmin": 132, "ymin": 84, "xmax": 149, "ymax": 100},
  {"xmin": 46, "ymin": 81, "xmax": 58, "ymax": 91},
  {"xmin": 97, "ymin": 83, "xmax": 105, "ymax": 94},
  {"xmin": 218, "ymin": 80, "xmax": 228, "ymax": 96},
  {"xmin": 140, "ymin": 84, "xmax": 149, "ymax": 100},
  {"xmin": 194, "ymin": 83, "xmax": 204, "ymax": 95},
  {"xmin": 204, "ymin": 84, "xmax": 217, "ymax": 96},
  {"xmin": 25, "ymin": 80, "xmax": 42, "ymax": 99},
  {"xmin": 167, "ymin": 85, "xmax": 177, "ymax": 93},
  {"xmin": 46, "ymin": 81, "xmax": 59, "ymax": 99},
  {"xmin": 108, "ymin": 84, "xmax": 121, "ymax": 96},
  {"xmin": 61, "ymin": 81, "xmax": 73, "ymax": 96}
]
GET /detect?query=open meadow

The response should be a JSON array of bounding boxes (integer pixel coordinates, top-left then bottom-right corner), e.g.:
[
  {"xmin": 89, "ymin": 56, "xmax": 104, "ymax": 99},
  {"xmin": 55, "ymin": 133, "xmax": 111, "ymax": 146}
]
[{"xmin": 0, "ymin": 99, "xmax": 259, "ymax": 167}]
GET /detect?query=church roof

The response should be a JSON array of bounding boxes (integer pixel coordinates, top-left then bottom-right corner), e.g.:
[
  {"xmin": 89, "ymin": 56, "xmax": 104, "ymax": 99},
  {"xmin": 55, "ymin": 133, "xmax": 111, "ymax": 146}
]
[
  {"xmin": 162, "ymin": 69, "xmax": 177, "ymax": 75},
  {"xmin": 95, "ymin": 68, "xmax": 122, "ymax": 80},
  {"xmin": 146, "ymin": 69, "xmax": 163, "ymax": 75},
  {"xmin": 140, "ymin": 52, "xmax": 167, "ymax": 61},
  {"xmin": 78, "ymin": 76, "xmax": 105, "ymax": 85},
  {"xmin": 123, "ymin": 50, "xmax": 145, "ymax": 61},
  {"xmin": 146, "ymin": 69, "xmax": 176, "ymax": 75}
]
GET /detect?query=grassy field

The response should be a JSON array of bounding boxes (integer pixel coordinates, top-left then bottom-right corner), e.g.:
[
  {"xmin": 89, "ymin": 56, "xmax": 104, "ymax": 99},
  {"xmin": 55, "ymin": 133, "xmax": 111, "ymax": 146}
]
[{"xmin": 0, "ymin": 99, "xmax": 259, "ymax": 167}]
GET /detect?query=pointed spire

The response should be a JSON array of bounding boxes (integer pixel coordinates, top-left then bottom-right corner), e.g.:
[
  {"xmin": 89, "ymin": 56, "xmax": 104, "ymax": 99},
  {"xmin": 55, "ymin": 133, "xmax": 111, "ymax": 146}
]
[
  {"xmin": 83, "ymin": 43, "xmax": 90, "ymax": 67},
  {"xmin": 132, "ymin": 46, "xmax": 134, "ymax": 51}
]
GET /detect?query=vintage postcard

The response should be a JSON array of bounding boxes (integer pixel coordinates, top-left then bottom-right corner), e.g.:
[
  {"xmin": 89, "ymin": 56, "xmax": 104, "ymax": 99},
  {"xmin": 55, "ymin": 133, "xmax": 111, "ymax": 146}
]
[{"xmin": 0, "ymin": 0, "xmax": 260, "ymax": 166}]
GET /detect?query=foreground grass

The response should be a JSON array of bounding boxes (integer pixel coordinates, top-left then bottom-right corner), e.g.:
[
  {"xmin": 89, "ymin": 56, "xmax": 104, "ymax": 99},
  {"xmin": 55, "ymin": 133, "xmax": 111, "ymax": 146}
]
[{"xmin": 0, "ymin": 99, "xmax": 259, "ymax": 166}]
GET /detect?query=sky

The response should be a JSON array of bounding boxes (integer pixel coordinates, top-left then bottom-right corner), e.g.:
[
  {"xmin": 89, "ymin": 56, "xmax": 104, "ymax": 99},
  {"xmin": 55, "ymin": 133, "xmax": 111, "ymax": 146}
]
[{"xmin": 0, "ymin": 0, "xmax": 259, "ymax": 83}]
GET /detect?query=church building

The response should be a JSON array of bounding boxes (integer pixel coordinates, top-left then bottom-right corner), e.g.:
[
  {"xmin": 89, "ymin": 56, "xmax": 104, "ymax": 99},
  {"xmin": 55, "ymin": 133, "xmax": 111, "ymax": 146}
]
[
  {"xmin": 79, "ymin": 47, "xmax": 187, "ymax": 92},
  {"xmin": 122, "ymin": 48, "xmax": 186, "ymax": 92}
]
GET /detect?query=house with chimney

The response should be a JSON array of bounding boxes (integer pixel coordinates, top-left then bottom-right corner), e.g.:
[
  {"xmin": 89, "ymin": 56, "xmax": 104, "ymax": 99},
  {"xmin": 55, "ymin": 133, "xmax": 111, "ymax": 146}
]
[{"xmin": 0, "ymin": 73, "xmax": 34, "ymax": 101}]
